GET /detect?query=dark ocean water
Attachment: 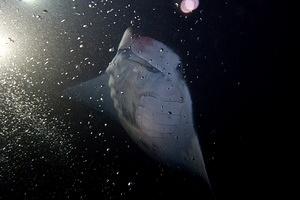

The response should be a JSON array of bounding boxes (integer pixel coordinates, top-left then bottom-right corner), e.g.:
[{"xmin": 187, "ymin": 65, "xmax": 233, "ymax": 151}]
[{"xmin": 0, "ymin": 0, "xmax": 281, "ymax": 199}]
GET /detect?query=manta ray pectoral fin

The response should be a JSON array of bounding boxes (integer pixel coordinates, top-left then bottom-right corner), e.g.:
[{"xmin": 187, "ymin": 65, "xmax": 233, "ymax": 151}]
[{"xmin": 62, "ymin": 73, "xmax": 117, "ymax": 120}]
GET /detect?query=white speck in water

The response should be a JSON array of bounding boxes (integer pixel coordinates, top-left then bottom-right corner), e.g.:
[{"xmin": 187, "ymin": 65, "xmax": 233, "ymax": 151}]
[{"xmin": 109, "ymin": 47, "xmax": 115, "ymax": 52}]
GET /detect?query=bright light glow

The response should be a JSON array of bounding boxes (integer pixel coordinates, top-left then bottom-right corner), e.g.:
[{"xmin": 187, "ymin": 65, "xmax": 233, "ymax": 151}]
[
  {"xmin": 0, "ymin": 37, "xmax": 10, "ymax": 58},
  {"xmin": 0, "ymin": 45, "xmax": 8, "ymax": 57},
  {"xmin": 22, "ymin": 0, "xmax": 36, "ymax": 3},
  {"xmin": 180, "ymin": 0, "xmax": 199, "ymax": 13},
  {"xmin": 21, "ymin": 0, "xmax": 38, "ymax": 5}
]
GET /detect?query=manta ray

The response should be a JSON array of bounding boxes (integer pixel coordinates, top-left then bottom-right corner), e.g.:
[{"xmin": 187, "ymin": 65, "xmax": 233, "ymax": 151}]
[{"xmin": 64, "ymin": 28, "xmax": 210, "ymax": 185}]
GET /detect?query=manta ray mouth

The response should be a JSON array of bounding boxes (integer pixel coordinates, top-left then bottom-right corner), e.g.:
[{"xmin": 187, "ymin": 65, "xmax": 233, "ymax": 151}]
[{"xmin": 117, "ymin": 48, "xmax": 161, "ymax": 74}]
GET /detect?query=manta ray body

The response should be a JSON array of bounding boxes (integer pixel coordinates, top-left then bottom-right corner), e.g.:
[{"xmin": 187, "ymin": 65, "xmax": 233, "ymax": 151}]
[{"xmin": 64, "ymin": 28, "xmax": 210, "ymax": 184}]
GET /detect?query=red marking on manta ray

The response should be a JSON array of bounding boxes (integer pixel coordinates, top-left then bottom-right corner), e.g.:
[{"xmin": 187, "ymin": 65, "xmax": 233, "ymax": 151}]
[{"xmin": 134, "ymin": 37, "xmax": 154, "ymax": 52}]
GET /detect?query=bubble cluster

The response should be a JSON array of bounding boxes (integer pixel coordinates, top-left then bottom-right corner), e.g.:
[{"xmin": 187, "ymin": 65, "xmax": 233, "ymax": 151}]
[{"xmin": 0, "ymin": 71, "xmax": 72, "ymax": 181}]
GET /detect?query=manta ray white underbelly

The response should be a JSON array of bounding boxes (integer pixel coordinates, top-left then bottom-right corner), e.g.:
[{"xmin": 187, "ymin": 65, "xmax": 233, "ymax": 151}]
[{"xmin": 64, "ymin": 28, "xmax": 209, "ymax": 184}]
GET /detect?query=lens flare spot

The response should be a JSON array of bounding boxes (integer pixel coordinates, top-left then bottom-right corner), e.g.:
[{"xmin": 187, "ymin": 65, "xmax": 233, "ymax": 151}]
[{"xmin": 180, "ymin": 0, "xmax": 199, "ymax": 13}]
